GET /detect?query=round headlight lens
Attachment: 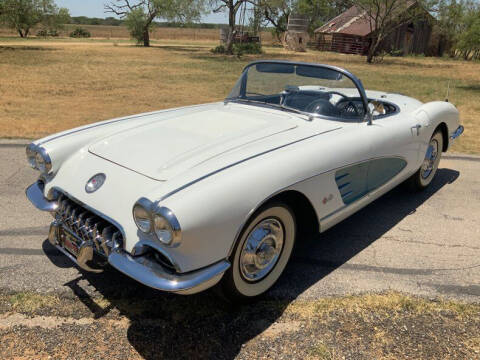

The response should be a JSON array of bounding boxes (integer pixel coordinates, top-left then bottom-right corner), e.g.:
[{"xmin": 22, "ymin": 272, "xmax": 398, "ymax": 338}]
[
  {"xmin": 26, "ymin": 145, "xmax": 37, "ymax": 169},
  {"xmin": 133, "ymin": 204, "xmax": 152, "ymax": 233},
  {"xmin": 153, "ymin": 214, "xmax": 173, "ymax": 245},
  {"xmin": 35, "ymin": 152, "xmax": 46, "ymax": 173}
]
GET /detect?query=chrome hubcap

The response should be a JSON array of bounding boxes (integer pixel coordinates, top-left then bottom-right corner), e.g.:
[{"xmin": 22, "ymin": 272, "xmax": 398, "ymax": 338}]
[
  {"xmin": 240, "ymin": 218, "xmax": 284, "ymax": 282},
  {"xmin": 421, "ymin": 139, "xmax": 438, "ymax": 179}
]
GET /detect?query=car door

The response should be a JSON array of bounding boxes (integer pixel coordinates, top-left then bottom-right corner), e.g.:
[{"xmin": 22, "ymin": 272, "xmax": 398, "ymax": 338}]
[{"xmin": 364, "ymin": 111, "xmax": 422, "ymax": 191}]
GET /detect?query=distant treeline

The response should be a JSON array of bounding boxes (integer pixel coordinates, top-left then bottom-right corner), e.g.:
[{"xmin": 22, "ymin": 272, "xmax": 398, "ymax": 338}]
[{"xmin": 70, "ymin": 16, "xmax": 227, "ymax": 29}]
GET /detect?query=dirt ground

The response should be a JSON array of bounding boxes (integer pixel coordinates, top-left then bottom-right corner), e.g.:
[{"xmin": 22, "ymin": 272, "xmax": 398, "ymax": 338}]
[{"xmin": 0, "ymin": 290, "xmax": 479, "ymax": 360}]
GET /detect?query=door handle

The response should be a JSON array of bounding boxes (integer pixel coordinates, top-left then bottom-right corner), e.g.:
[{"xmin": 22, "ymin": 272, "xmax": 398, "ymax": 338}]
[{"xmin": 412, "ymin": 124, "xmax": 422, "ymax": 136}]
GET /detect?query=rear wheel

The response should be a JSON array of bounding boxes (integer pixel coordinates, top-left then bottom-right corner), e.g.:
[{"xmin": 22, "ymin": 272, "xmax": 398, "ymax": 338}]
[
  {"xmin": 407, "ymin": 130, "xmax": 443, "ymax": 191},
  {"xmin": 220, "ymin": 203, "xmax": 296, "ymax": 303}
]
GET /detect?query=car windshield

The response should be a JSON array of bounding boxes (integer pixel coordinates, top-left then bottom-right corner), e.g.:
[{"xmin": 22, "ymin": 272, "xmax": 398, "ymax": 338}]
[{"xmin": 227, "ymin": 62, "xmax": 366, "ymax": 121}]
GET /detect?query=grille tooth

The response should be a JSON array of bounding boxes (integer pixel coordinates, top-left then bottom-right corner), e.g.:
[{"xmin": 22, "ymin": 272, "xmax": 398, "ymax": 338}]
[
  {"xmin": 54, "ymin": 192, "xmax": 122, "ymax": 258},
  {"xmin": 64, "ymin": 204, "xmax": 73, "ymax": 225},
  {"xmin": 91, "ymin": 220, "xmax": 107, "ymax": 253},
  {"xmin": 111, "ymin": 231, "xmax": 123, "ymax": 250},
  {"xmin": 92, "ymin": 226, "xmax": 101, "ymax": 252},
  {"xmin": 101, "ymin": 226, "xmax": 114, "ymax": 255},
  {"xmin": 73, "ymin": 211, "xmax": 88, "ymax": 232}
]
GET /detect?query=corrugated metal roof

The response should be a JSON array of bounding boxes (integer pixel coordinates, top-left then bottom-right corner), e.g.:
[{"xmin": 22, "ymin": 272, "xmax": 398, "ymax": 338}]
[
  {"xmin": 314, "ymin": 6, "xmax": 372, "ymax": 36},
  {"xmin": 315, "ymin": 2, "xmax": 421, "ymax": 37}
]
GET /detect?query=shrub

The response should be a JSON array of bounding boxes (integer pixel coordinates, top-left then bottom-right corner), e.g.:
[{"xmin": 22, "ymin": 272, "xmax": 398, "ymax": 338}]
[
  {"xmin": 211, "ymin": 43, "xmax": 262, "ymax": 56},
  {"xmin": 37, "ymin": 29, "xmax": 48, "ymax": 37},
  {"xmin": 211, "ymin": 45, "xmax": 225, "ymax": 54},
  {"xmin": 37, "ymin": 29, "xmax": 59, "ymax": 37},
  {"xmin": 233, "ymin": 42, "xmax": 262, "ymax": 55},
  {"xmin": 70, "ymin": 27, "xmax": 91, "ymax": 38}
]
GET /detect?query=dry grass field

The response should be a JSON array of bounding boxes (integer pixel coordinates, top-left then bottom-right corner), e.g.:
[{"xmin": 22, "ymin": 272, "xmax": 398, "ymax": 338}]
[
  {"xmin": 0, "ymin": 37, "xmax": 478, "ymax": 153},
  {"xmin": 0, "ymin": 24, "xmax": 275, "ymax": 43}
]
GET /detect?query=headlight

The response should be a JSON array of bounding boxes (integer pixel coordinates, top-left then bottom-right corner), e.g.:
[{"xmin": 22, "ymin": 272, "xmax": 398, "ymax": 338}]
[
  {"xmin": 153, "ymin": 207, "xmax": 181, "ymax": 246},
  {"xmin": 26, "ymin": 144, "xmax": 37, "ymax": 169},
  {"xmin": 153, "ymin": 214, "xmax": 173, "ymax": 245},
  {"xmin": 132, "ymin": 199, "xmax": 181, "ymax": 247},
  {"xmin": 133, "ymin": 203, "xmax": 152, "ymax": 233},
  {"xmin": 26, "ymin": 144, "xmax": 52, "ymax": 174}
]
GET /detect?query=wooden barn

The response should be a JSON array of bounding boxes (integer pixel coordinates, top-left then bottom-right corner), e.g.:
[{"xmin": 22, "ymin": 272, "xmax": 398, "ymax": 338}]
[{"xmin": 314, "ymin": 3, "xmax": 433, "ymax": 56}]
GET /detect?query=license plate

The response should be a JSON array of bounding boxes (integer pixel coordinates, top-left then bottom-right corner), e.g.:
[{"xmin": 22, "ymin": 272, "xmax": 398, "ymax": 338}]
[{"xmin": 62, "ymin": 232, "xmax": 79, "ymax": 256}]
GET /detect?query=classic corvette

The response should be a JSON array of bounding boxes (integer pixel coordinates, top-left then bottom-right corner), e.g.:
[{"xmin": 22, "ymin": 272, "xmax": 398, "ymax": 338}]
[{"xmin": 26, "ymin": 60, "xmax": 463, "ymax": 301}]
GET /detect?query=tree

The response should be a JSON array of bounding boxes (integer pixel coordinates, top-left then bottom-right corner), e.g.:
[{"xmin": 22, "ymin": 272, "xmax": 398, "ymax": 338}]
[
  {"xmin": 1, "ymin": 0, "xmax": 43, "ymax": 37},
  {"xmin": 254, "ymin": 0, "xmax": 294, "ymax": 39},
  {"xmin": 105, "ymin": 0, "xmax": 205, "ymax": 47},
  {"xmin": 347, "ymin": 0, "xmax": 437, "ymax": 63},
  {"xmin": 436, "ymin": 0, "xmax": 480, "ymax": 59},
  {"xmin": 211, "ymin": 0, "xmax": 250, "ymax": 54},
  {"xmin": 0, "ymin": 0, "xmax": 69, "ymax": 37},
  {"xmin": 40, "ymin": 5, "xmax": 70, "ymax": 33},
  {"xmin": 456, "ymin": 5, "xmax": 480, "ymax": 59}
]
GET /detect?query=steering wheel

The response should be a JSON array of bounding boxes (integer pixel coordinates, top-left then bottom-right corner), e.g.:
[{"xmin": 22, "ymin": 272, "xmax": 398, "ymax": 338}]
[
  {"xmin": 325, "ymin": 91, "xmax": 348, "ymax": 100},
  {"xmin": 337, "ymin": 100, "xmax": 360, "ymax": 117},
  {"xmin": 305, "ymin": 99, "xmax": 340, "ymax": 116}
]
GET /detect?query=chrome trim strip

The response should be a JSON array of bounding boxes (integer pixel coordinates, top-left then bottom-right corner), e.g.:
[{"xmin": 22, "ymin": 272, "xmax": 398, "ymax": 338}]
[
  {"xmin": 156, "ymin": 127, "xmax": 341, "ymax": 202},
  {"xmin": 338, "ymin": 182, "xmax": 350, "ymax": 190},
  {"xmin": 335, "ymin": 173, "xmax": 349, "ymax": 181},
  {"xmin": 450, "ymin": 125, "xmax": 464, "ymax": 140},
  {"xmin": 25, "ymin": 181, "xmax": 58, "ymax": 212},
  {"xmin": 108, "ymin": 250, "xmax": 230, "ymax": 294},
  {"xmin": 227, "ymin": 155, "xmax": 408, "ymax": 257}
]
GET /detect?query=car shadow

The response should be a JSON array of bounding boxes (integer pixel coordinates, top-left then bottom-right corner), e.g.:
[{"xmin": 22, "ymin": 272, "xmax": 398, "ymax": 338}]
[{"xmin": 43, "ymin": 167, "xmax": 459, "ymax": 360}]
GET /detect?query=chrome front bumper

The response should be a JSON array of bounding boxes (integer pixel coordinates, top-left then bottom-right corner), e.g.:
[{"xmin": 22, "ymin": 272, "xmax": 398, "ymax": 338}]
[
  {"xmin": 26, "ymin": 181, "xmax": 230, "ymax": 295},
  {"xmin": 450, "ymin": 125, "xmax": 464, "ymax": 141}
]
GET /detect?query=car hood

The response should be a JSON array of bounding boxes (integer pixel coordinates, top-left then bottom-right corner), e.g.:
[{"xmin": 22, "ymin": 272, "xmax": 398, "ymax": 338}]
[{"xmin": 89, "ymin": 104, "xmax": 326, "ymax": 181}]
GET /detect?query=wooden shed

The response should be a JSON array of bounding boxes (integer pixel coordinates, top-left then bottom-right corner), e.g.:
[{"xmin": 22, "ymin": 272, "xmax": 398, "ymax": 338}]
[{"xmin": 314, "ymin": 3, "xmax": 433, "ymax": 56}]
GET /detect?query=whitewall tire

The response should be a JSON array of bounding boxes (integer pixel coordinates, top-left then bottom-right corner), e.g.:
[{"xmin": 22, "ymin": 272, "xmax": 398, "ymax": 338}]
[
  {"xmin": 408, "ymin": 130, "xmax": 443, "ymax": 191},
  {"xmin": 220, "ymin": 203, "xmax": 296, "ymax": 302}
]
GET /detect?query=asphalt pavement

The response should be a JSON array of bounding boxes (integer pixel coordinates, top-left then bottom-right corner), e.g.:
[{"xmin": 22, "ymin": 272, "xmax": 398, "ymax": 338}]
[{"xmin": 1, "ymin": 139, "xmax": 479, "ymax": 302}]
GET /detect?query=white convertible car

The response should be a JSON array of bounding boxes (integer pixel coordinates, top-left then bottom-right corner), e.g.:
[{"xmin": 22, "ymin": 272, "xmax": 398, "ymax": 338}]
[{"xmin": 26, "ymin": 60, "xmax": 463, "ymax": 301}]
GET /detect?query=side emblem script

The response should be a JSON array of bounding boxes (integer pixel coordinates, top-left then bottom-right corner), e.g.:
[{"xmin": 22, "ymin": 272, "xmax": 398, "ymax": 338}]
[{"xmin": 85, "ymin": 173, "xmax": 106, "ymax": 193}]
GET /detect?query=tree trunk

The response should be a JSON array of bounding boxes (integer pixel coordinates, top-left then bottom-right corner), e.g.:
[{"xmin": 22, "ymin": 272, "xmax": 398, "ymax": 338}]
[
  {"xmin": 226, "ymin": 2, "xmax": 236, "ymax": 55},
  {"xmin": 18, "ymin": 29, "xmax": 24, "ymax": 38},
  {"xmin": 366, "ymin": 36, "xmax": 382, "ymax": 63},
  {"xmin": 24, "ymin": 28, "xmax": 29, "ymax": 38},
  {"xmin": 143, "ymin": 27, "xmax": 150, "ymax": 47},
  {"xmin": 366, "ymin": 43, "xmax": 376, "ymax": 63}
]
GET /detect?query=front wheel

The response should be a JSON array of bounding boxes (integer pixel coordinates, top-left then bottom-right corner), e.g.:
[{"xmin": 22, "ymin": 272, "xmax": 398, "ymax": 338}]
[
  {"xmin": 407, "ymin": 130, "xmax": 443, "ymax": 191},
  {"xmin": 220, "ymin": 203, "xmax": 296, "ymax": 303}
]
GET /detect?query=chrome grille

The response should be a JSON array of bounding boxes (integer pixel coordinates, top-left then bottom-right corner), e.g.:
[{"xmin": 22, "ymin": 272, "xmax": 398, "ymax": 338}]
[{"xmin": 56, "ymin": 193, "xmax": 123, "ymax": 257}]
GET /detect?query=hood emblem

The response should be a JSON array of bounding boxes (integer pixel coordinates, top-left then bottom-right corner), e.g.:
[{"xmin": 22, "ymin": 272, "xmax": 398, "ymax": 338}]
[{"xmin": 85, "ymin": 173, "xmax": 106, "ymax": 193}]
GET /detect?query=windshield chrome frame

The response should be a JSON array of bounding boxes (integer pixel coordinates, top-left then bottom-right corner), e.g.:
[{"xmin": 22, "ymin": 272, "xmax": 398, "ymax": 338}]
[{"xmin": 225, "ymin": 60, "xmax": 372, "ymax": 123}]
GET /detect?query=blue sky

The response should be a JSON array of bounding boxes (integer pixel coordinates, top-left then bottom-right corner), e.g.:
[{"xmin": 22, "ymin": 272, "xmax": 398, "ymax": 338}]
[{"xmin": 56, "ymin": 0, "xmax": 229, "ymax": 23}]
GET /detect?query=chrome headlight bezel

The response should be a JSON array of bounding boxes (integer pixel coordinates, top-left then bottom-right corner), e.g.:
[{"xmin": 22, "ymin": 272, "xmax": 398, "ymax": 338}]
[
  {"xmin": 152, "ymin": 207, "xmax": 181, "ymax": 246},
  {"xmin": 132, "ymin": 198, "xmax": 181, "ymax": 247},
  {"xmin": 26, "ymin": 143, "xmax": 52, "ymax": 174},
  {"xmin": 133, "ymin": 201, "xmax": 153, "ymax": 234}
]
